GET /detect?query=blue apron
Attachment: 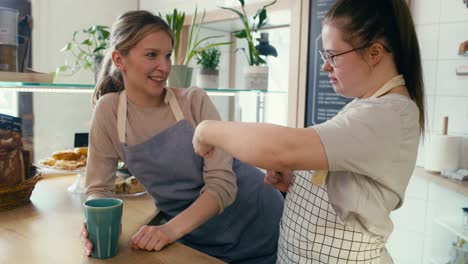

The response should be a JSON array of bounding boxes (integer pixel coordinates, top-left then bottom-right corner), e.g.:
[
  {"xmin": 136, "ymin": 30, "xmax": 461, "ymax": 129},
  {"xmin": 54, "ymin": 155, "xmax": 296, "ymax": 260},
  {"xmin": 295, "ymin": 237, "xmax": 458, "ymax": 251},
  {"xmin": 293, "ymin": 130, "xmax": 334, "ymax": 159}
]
[{"xmin": 117, "ymin": 89, "xmax": 284, "ymax": 264}]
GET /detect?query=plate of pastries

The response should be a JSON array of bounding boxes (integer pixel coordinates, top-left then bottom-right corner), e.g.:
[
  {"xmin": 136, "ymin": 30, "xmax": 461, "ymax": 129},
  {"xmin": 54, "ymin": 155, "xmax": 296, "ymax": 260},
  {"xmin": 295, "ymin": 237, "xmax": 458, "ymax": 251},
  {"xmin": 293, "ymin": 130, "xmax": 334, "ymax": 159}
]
[
  {"xmin": 39, "ymin": 147, "xmax": 88, "ymax": 172},
  {"xmin": 115, "ymin": 175, "xmax": 146, "ymax": 197}
]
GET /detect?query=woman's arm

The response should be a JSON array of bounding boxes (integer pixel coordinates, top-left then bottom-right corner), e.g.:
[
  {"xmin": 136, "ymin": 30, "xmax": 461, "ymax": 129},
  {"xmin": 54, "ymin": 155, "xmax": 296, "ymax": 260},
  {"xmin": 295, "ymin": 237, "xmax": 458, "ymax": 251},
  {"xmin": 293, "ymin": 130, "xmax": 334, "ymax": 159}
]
[
  {"xmin": 82, "ymin": 95, "xmax": 121, "ymax": 256},
  {"xmin": 193, "ymin": 120, "xmax": 329, "ymax": 172},
  {"xmin": 131, "ymin": 88, "xmax": 231, "ymax": 251},
  {"xmin": 187, "ymin": 87, "xmax": 238, "ymax": 212},
  {"xmin": 85, "ymin": 96, "xmax": 120, "ymax": 199},
  {"xmin": 131, "ymin": 191, "xmax": 219, "ymax": 251}
]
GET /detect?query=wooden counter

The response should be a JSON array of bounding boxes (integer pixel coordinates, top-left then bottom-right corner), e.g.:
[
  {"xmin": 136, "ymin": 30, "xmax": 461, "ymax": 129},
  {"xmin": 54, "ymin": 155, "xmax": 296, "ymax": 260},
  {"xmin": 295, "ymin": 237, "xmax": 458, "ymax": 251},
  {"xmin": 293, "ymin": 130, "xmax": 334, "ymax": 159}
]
[
  {"xmin": 0, "ymin": 175, "xmax": 225, "ymax": 264},
  {"xmin": 413, "ymin": 166, "xmax": 468, "ymax": 196}
]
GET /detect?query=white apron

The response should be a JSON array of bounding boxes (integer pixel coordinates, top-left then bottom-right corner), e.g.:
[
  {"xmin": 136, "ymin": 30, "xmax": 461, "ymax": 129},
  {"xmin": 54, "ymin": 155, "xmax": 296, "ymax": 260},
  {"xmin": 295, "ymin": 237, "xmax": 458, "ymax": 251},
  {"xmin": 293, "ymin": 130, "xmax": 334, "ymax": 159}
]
[{"xmin": 277, "ymin": 75, "xmax": 405, "ymax": 264}]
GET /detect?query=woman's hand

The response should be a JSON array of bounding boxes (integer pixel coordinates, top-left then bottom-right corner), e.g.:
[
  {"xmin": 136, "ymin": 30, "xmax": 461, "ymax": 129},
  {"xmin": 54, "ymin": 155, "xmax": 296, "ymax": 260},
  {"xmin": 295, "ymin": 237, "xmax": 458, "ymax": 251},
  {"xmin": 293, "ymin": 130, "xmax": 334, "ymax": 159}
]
[
  {"xmin": 131, "ymin": 223, "xmax": 178, "ymax": 251},
  {"xmin": 80, "ymin": 221, "xmax": 93, "ymax": 256},
  {"xmin": 264, "ymin": 170, "xmax": 294, "ymax": 192},
  {"xmin": 193, "ymin": 120, "xmax": 215, "ymax": 158}
]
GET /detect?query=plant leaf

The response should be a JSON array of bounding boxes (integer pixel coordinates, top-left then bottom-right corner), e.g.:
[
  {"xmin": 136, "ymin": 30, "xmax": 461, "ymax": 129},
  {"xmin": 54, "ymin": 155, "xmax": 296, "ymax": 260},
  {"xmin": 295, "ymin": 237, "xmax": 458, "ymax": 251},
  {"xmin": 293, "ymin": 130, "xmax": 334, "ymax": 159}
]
[
  {"xmin": 83, "ymin": 61, "xmax": 92, "ymax": 70},
  {"xmin": 60, "ymin": 42, "xmax": 72, "ymax": 52},
  {"xmin": 218, "ymin": 6, "xmax": 244, "ymax": 19},
  {"xmin": 234, "ymin": 30, "xmax": 247, "ymax": 39},
  {"xmin": 93, "ymin": 46, "xmax": 106, "ymax": 54},
  {"xmin": 57, "ymin": 65, "xmax": 70, "ymax": 72},
  {"xmin": 81, "ymin": 39, "xmax": 92, "ymax": 46},
  {"xmin": 257, "ymin": 9, "xmax": 267, "ymax": 29}
]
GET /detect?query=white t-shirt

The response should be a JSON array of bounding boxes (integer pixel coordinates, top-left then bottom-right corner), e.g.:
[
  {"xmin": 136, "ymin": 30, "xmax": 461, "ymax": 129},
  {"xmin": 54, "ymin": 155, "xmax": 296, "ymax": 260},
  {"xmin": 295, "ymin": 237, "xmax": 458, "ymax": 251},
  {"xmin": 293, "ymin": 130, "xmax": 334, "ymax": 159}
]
[{"xmin": 314, "ymin": 94, "xmax": 420, "ymax": 239}]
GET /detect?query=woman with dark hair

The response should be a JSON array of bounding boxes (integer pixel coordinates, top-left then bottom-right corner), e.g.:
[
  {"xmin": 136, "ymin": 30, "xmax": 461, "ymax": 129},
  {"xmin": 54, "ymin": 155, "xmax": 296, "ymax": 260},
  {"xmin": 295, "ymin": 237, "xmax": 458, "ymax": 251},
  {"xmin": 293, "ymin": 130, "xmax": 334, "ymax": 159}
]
[
  {"xmin": 80, "ymin": 10, "xmax": 284, "ymax": 264},
  {"xmin": 193, "ymin": 0, "xmax": 424, "ymax": 263}
]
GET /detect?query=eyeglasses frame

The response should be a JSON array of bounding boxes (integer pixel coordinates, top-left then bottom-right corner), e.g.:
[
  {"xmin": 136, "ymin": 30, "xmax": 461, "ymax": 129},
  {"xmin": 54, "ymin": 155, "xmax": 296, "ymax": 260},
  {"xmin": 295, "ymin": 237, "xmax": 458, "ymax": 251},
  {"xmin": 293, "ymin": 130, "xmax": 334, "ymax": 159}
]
[{"xmin": 318, "ymin": 44, "xmax": 371, "ymax": 67}]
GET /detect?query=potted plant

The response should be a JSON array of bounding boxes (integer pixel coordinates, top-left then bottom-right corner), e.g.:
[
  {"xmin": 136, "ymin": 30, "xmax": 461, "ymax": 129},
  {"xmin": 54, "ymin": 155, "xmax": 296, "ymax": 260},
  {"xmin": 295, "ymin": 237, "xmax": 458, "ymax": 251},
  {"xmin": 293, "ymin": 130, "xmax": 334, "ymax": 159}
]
[
  {"xmin": 55, "ymin": 25, "xmax": 110, "ymax": 83},
  {"xmin": 162, "ymin": 7, "xmax": 230, "ymax": 88},
  {"xmin": 220, "ymin": 0, "xmax": 277, "ymax": 90},
  {"xmin": 196, "ymin": 46, "xmax": 221, "ymax": 88}
]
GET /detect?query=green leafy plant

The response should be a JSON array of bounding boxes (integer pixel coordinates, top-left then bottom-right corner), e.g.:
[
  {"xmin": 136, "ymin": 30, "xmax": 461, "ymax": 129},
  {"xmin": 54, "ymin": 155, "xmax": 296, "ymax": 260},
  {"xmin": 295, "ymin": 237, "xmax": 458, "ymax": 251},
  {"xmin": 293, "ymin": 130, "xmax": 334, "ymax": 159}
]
[
  {"xmin": 161, "ymin": 9, "xmax": 185, "ymax": 65},
  {"xmin": 220, "ymin": 0, "xmax": 277, "ymax": 66},
  {"xmin": 162, "ymin": 7, "xmax": 231, "ymax": 65},
  {"xmin": 56, "ymin": 25, "xmax": 110, "ymax": 78},
  {"xmin": 196, "ymin": 46, "xmax": 221, "ymax": 70}
]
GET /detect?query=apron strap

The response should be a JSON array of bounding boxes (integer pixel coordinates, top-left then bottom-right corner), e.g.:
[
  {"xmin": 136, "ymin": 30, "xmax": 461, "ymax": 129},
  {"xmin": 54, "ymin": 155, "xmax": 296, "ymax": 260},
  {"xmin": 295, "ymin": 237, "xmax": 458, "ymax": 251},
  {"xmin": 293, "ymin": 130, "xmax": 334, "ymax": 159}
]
[
  {"xmin": 370, "ymin": 75, "xmax": 405, "ymax": 99},
  {"xmin": 164, "ymin": 88, "xmax": 185, "ymax": 122},
  {"xmin": 310, "ymin": 74, "xmax": 406, "ymax": 187},
  {"xmin": 117, "ymin": 88, "xmax": 186, "ymax": 144},
  {"xmin": 117, "ymin": 90, "xmax": 127, "ymax": 144}
]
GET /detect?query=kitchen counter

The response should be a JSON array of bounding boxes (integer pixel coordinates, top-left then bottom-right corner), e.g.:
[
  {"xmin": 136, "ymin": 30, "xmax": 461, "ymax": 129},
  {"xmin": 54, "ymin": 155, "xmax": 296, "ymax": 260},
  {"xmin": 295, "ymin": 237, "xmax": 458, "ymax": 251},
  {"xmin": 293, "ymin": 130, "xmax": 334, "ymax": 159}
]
[
  {"xmin": 413, "ymin": 166, "xmax": 468, "ymax": 196},
  {"xmin": 0, "ymin": 174, "xmax": 225, "ymax": 264}
]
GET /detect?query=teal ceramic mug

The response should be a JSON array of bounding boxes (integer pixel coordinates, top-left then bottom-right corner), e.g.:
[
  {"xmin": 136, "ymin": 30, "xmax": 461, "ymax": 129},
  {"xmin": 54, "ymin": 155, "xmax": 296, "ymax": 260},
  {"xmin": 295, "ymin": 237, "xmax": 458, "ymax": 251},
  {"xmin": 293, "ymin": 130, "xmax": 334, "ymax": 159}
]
[{"xmin": 84, "ymin": 198, "xmax": 123, "ymax": 259}]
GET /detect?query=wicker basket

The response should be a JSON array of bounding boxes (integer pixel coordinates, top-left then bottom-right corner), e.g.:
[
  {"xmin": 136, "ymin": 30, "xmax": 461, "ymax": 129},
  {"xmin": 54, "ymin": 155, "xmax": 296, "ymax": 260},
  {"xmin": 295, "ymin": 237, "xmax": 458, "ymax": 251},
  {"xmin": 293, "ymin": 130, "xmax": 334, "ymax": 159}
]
[{"xmin": 0, "ymin": 167, "xmax": 43, "ymax": 210}]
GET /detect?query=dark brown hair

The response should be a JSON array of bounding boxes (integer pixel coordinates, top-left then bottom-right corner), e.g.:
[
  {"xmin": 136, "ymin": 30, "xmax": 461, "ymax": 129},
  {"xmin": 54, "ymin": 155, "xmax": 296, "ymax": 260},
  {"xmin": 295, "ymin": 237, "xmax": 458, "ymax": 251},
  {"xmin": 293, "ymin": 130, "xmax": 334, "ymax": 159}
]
[
  {"xmin": 93, "ymin": 10, "xmax": 174, "ymax": 104},
  {"xmin": 323, "ymin": 0, "xmax": 425, "ymax": 132}
]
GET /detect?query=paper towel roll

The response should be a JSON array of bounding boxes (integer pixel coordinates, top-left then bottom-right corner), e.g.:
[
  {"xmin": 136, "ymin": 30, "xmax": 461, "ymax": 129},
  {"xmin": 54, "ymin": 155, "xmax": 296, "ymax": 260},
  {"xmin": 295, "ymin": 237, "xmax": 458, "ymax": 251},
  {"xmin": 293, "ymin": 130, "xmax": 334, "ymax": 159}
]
[{"xmin": 424, "ymin": 135, "xmax": 461, "ymax": 172}]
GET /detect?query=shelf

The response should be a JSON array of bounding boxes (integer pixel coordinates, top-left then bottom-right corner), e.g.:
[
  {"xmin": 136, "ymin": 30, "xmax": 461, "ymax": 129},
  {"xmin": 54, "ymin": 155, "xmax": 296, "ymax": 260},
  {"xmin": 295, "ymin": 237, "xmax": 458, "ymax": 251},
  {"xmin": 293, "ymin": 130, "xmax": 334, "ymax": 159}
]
[
  {"xmin": 412, "ymin": 167, "xmax": 468, "ymax": 197},
  {"xmin": 435, "ymin": 218, "xmax": 468, "ymax": 241},
  {"xmin": 0, "ymin": 81, "xmax": 287, "ymax": 96}
]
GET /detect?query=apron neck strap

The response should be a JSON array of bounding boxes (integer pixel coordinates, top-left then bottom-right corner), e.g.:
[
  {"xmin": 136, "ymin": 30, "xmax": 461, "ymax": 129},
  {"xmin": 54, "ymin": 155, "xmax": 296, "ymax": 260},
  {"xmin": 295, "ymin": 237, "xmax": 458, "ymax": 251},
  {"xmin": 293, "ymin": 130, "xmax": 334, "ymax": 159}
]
[
  {"xmin": 117, "ymin": 90, "xmax": 127, "ymax": 143},
  {"xmin": 370, "ymin": 74, "xmax": 405, "ymax": 99},
  {"xmin": 117, "ymin": 88, "xmax": 185, "ymax": 144},
  {"xmin": 164, "ymin": 88, "xmax": 185, "ymax": 122}
]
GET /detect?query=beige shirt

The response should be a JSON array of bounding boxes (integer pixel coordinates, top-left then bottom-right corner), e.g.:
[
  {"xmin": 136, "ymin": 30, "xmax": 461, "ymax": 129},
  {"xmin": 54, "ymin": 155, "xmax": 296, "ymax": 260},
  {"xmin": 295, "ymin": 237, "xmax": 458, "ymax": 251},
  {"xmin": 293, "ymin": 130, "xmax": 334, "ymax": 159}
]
[
  {"xmin": 314, "ymin": 94, "xmax": 420, "ymax": 239},
  {"xmin": 85, "ymin": 87, "xmax": 237, "ymax": 213}
]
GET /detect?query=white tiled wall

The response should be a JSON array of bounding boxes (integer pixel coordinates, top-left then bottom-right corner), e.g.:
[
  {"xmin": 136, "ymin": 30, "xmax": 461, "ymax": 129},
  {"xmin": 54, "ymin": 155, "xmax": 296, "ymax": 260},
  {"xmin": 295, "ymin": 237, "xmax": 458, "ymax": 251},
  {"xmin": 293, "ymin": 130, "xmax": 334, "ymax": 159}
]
[
  {"xmin": 413, "ymin": 0, "xmax": 468, "ymax": 161},
  {"xmin": 387, "ymin": 1, "xmax": 468, "ymax": 263}
]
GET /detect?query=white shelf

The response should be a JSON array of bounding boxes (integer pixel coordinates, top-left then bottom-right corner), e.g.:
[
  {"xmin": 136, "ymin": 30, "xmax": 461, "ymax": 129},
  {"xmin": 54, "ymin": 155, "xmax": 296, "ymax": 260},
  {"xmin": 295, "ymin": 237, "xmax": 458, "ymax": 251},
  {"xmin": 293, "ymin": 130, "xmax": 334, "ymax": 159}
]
[{"xmin": 435, "ymin": 218, "xmax": 468, "ymax": 241}]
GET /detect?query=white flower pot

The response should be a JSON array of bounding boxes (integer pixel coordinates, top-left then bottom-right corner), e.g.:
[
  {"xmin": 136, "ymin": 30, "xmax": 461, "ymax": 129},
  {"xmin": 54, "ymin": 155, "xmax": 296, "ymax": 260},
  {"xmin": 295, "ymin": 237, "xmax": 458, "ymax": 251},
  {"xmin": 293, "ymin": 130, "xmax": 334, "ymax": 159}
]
[
  {"xmin": 243, "ymin": 65, "xmax": 268, "ymax": 90},
  {"xmin": 196, "ymin": 69, "xmax": 219, "ymax": 88}
]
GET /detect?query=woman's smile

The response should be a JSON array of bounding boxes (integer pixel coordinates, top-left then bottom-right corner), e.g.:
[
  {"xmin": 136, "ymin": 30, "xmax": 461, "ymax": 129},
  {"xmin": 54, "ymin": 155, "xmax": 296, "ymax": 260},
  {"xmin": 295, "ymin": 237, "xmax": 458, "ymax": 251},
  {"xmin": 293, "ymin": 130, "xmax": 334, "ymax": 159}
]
[{"xmin": 148, "ymin": 75, "xmax": 166, "ymax": 86}]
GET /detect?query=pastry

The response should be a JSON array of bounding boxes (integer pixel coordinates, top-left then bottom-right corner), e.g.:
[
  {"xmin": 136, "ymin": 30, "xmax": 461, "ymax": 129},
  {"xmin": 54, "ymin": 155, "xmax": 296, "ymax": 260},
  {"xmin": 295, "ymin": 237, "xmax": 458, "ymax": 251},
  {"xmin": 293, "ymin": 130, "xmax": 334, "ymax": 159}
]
[
  {"xmin": 42, "ymin": 158, "xmax": 56, "ymax": 167},
  {"xmin": 53, "ymin": 160, "xmax": 81, "ymax": 170},
  {"xmin": 74, "ymin": 147, "xmax": 88, "ymax": 156},
  {"xmin": 41, "ymin": 147, "xmax": 88, "ymax": 170},
  {"xmin": 125, "ymin": 176, "xmax": 145, "ymax": 193},
  {"xmin": 114, "ymin": 176, "xmax": 145, "ymax": 194},
  {"xmin": 115, "ymin": 178, "xmax": 126, "ymax": 193},
  {"xmin": 52, "ymin": 150, "xmax": 80, "ymax": 161}
]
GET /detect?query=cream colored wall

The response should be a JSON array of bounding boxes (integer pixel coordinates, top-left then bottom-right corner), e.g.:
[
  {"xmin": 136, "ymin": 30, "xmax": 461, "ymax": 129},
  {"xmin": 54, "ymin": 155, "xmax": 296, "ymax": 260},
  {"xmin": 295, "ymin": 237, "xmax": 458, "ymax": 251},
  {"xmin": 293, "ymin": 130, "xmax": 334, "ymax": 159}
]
[{"xmin": 31, "ymin": 0, "xmax": 137, "ymax": 160}]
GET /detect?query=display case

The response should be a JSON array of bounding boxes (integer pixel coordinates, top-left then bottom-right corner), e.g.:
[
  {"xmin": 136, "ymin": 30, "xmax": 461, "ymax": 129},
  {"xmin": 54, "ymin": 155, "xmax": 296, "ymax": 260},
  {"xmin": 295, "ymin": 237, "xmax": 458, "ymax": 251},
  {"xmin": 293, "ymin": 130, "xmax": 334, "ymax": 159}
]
[{"xmin": 0, "ymin": 81, "xmax": 287, "ymax": 164}]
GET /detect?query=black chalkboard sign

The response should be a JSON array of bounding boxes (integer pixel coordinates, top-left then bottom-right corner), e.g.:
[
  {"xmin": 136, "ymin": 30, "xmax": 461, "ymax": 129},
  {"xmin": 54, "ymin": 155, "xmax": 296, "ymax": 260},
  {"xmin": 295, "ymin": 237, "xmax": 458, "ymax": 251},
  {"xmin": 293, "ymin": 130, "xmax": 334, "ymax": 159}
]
[{"xmin": 305, "ymin": 0, "xmax": 352, "ymax": 127}]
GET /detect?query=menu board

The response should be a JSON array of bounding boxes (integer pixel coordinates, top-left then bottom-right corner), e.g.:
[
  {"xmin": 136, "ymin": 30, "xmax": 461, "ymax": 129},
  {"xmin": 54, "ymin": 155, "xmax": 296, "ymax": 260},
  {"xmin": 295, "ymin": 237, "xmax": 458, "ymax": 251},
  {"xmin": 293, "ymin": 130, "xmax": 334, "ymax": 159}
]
[{"xmin": 305, "ymin": 0, "xmax": 352, "ymax": 126}]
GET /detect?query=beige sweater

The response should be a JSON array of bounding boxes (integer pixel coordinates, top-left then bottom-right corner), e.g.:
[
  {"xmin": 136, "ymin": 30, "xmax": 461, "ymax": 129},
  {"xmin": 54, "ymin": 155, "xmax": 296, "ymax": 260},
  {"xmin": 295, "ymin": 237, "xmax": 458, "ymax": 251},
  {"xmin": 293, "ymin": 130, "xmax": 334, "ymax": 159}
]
[{"xmin": 85, "ymin": 87, "xmax": 238, "ymax": 213}]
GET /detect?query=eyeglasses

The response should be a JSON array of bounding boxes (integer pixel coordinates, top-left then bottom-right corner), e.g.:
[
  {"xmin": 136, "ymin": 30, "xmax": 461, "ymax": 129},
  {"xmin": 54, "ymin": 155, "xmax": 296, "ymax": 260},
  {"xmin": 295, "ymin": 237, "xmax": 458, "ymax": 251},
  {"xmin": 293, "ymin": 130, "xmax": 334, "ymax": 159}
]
[{"xmin": 319, "ymin": 44, "xmax": 370, "ymax": 67}]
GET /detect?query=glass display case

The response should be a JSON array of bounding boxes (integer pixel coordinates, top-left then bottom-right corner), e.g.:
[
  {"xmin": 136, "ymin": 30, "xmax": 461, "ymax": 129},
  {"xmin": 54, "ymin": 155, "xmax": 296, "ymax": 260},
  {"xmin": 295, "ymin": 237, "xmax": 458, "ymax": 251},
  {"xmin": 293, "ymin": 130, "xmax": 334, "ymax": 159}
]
[{"xmin": 0, "ymin": 81, "xmax": 287, "ymax": 164}]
